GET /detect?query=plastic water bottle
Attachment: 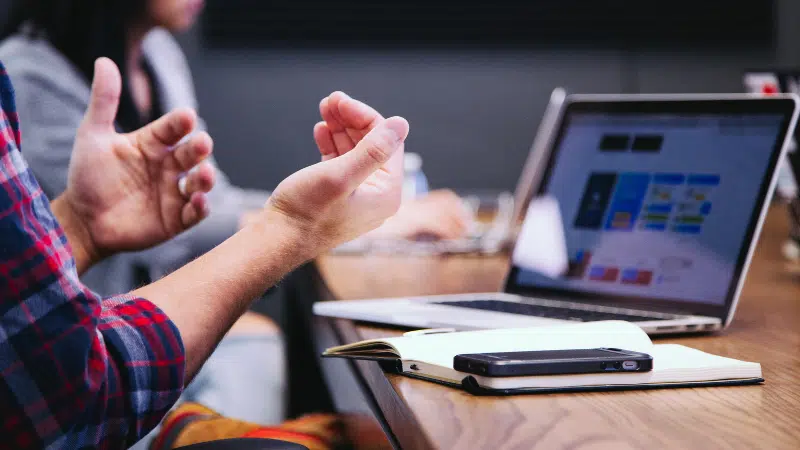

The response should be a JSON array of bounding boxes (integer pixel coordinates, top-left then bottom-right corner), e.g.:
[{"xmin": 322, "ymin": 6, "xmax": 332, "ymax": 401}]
[{"xmin": 403, "ymin": 152, "xmax": 429, "ymax": 201}]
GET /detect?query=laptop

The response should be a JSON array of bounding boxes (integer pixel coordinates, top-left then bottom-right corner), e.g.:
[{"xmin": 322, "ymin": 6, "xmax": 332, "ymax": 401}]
[
  {"xmin": 315, "ymin": 94, "xmax": 800, "ymax": 335},
  {"xmin": 332, "ymin": 87, "xmax": 568, "ymax": 255}
]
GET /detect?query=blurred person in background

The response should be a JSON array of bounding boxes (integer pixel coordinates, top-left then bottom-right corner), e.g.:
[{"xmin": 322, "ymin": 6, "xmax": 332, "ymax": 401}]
[{"xmin": 0, "ymin": 0, "xmax": 469, "ymax": 444}]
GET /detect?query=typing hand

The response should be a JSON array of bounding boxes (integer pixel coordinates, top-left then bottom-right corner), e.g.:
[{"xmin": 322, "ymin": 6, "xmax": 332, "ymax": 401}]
[
  {"xmin": 57, "ymin": 58, "xmax": 215, "ymax": 268},
  {"xmin": 369, "ymin": 189, "xmax": 472, "ymax": 240},
  {"xmin": 263, "ymin": 93, "xmax": 408, "ymax": 251}
]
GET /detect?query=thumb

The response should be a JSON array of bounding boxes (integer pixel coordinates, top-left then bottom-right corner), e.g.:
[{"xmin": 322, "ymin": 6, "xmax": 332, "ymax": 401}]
[
  {"xmin": 332, "ymin": 116, "xmax": 409, "ymax": 190},
  {"xmin": 84, "ymin": 58, "xmax": 122, "ymax": 129}
]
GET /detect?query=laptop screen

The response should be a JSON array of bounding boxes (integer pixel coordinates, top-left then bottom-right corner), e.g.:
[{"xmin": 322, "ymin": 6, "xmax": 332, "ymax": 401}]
[{"xmin": 508, "ymin": 99, "xmax": 794, "ymax": 316}]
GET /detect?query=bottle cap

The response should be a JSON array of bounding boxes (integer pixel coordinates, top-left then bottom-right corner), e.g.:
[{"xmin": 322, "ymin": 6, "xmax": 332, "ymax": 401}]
[{"xmin": 404, "ymin": 152, "xmax": 422, "ymax": 173}]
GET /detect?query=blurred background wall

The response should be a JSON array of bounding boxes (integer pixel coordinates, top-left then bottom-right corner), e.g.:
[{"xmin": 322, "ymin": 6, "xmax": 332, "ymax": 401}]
[{"xmin": 3, "ymin": 0, "xmax": 800, "ymax": 193}]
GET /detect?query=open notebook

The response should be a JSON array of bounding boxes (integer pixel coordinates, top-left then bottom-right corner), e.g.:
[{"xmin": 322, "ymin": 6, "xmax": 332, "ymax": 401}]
[{"xmin": 322, "ymin": 321, "xmax": 763, "ymax": 395}]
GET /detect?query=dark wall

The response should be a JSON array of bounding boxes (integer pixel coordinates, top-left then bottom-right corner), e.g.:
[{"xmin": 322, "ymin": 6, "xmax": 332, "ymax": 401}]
[
  {"xmin": 181, "ymin": 0, "xmax": 800, "ymax": 193},
  {"xmin": 189, "ymin": 47, "xmax": 630, "ymax": 192},
  {"xmin": 184, "ymin": 44, "xmax": 777, "ymax": 193}
]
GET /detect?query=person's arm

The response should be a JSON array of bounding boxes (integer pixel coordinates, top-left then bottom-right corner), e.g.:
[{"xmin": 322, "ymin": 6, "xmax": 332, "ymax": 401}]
[
  {"xmin": 0, "ymin": 74, "xmax": 184, "ymax": 448},
  {"xmin": 134, "ymin": 104, "xmax": 409, "ymax": 378},
  {"xmin": 132, "ymin": 211, "xmax": 307, "ymax": 377},
  {"xmin": 48, "ymin": 64, "xmax": 408, "ymax": 383},
  {"xmin": 50, "ymin": 195, "xmax": 99, "ymax": 273}
]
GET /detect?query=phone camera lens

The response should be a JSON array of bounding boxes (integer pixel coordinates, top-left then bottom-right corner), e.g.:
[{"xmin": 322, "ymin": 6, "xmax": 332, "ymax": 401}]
[{"xmin": 614, "ymin": 362, "xmax": 622, "ymax": 370}]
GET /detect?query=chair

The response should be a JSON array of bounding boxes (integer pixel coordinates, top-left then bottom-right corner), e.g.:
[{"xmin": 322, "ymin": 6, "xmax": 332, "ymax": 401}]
[{"xmin": 176, "ymin": 438, "xmax": 308, "ymax": 450}]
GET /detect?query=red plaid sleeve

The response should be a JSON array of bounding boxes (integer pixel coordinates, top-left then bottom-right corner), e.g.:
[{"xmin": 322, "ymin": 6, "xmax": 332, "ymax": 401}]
[{"xmin": 0, "ymin": 63, "xmax": 185, "ymax": 449}]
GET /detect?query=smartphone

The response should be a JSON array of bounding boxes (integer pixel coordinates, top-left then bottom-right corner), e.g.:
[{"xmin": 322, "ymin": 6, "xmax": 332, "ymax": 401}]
[{"xmin": 453, "ymin": 348, "xmax": 653, "ymax": 377}]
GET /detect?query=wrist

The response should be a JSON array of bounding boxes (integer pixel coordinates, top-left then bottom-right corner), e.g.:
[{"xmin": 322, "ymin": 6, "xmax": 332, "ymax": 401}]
[
  {"xmin": 51, "ymin": 194, "xmax": 103, "ymax": 274},
  {"xmin": 243, "ymin": 208, "xmax": 323, "ymax": 264}
]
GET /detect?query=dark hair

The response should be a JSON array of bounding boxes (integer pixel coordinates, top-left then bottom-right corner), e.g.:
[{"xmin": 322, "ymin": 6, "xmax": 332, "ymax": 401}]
[{"xmin": 2, "ymin": 0, "xmax": 148, "ymax": 132}]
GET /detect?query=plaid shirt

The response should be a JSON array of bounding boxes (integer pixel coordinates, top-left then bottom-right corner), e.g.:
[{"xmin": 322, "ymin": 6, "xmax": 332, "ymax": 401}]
[{"xmin": 0, "ymin": 63, "xmax": 185, "ymax": 448}]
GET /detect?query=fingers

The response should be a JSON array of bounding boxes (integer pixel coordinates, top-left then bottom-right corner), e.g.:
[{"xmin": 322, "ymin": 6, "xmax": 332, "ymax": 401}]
[
  {"xmin": 319, "ymin": 96, "xmax": 344, "ymax": 132},
  {"xmin": 130, "ymin": 108, "xmax": 198, "ymax": 157},
  {"xmin": 178, "ymin": 162, "xmax": 214, "ymax": 231},
  {"xmin": 319, "ymin": 92, "xmax": 383, "ymax": 153},
  {"xmin": 439, "ymin": 211, "xmax": 470, "ymax": 238},
  {"xmin": 415, "ymin": 221, "xmax": 466, "ymax": 240},
  {"xmin": 429, "ymin": 189, "xmax": 474, "ymax": 224},
  {"xmin": 313, "ymin": 121, "xmax": 338, "ymax": 160},
  {"xmin": 172, "ymin": 131, "xmax": 214, "ymax": 171},
  {"xmin": 334, "ymin": 91, "xmax": 383, "ymax": 133},
  {"xmin": 320, "ymin": 95, "xmax": 354, "ymax": 151},
  {"xmin": 84, "ymin": 58, "xmax": 122, "ymax": 129},
  {"xmin": 181, "ymin": 191, "xmax": 210, "ymax": 229},
  {"xmin": 400, "ymin": 193, "xmax": 470, "ymax": 240},
  {"xmin": 331, "ymin": 116, "xmax": 409, "ymax": 191},
  {"xmin": 181, "ymin": 161, "xmax": 216, "ymax": 197}
]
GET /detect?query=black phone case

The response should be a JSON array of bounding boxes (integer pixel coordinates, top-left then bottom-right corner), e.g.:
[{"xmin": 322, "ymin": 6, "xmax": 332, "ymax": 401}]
[{"xmin": 453, "ymin": 349, "xmax": 654, "ymax": 377}]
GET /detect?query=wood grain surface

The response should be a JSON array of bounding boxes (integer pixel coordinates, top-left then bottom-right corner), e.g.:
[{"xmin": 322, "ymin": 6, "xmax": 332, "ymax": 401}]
[{"xmin": 316, "ymin": 206, "xmax": 800, "ymax": 450}]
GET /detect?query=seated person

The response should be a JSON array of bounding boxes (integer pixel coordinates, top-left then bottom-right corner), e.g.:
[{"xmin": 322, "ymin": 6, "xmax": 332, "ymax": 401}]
[
  {"xmin": 0, "ymin": 0, "xmax": 469, "ymax": 432},
  {"xmin": 0, "ymin": 54, "xmax": 410, "ymax": 448}
]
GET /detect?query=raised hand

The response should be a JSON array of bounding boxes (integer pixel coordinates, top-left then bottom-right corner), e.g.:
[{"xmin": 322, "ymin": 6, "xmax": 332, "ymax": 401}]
[
  {"xmin": 313, "ymin": 92, "xmax": 470, "ymax": 241},
  {"xmin": 313, "ymin": 91, "xmax": 383, "ymax": 160},
  {"xmin": 59, "ymin": 58, "xmax": 215, "ymax": 266},
  {"xmin": 264, "ymin": 93, "xmax": 408, "ymax": 250}
]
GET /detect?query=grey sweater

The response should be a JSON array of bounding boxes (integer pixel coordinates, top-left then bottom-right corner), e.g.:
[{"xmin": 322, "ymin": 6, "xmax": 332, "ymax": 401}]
[{"xmin": 0, "ymin": 29, "xmax": 270, "ymax": 296}]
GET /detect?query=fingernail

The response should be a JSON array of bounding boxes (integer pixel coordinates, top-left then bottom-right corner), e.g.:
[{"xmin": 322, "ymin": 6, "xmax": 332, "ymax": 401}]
[{"xmin": 384, "ymin": 117, "xmax": 410, "ymax": 142}]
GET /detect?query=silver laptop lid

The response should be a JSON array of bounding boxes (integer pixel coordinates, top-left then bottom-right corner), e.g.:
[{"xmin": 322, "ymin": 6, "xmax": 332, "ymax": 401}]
[
  {"xmin": 511, "ymin": 87, "xmax": 567, "ymax": 224},
  {"xmin": 504, "ymin": 94, "xmax": 799, "ymax": 322}
]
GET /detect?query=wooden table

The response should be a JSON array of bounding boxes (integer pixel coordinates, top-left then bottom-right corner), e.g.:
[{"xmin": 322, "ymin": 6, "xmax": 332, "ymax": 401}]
[{"xmin": 312, "ymin": 206, "xmax": 800, "ymax": 450}]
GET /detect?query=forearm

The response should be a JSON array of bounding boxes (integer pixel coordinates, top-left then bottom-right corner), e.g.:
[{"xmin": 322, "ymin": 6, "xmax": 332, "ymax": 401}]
[
  {"xmin": 132, "ymin": 210, "xmax": 315, "ymax": 379},
  {"xmin": 51, "ymin": 195, "xmax": 102, "ymax": 275}
]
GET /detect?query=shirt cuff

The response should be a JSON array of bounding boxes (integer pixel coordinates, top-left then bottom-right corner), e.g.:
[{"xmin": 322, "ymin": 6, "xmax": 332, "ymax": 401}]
[{"xmin": 99, "ymin": 294, "xmax": 186, "ymax": 443}]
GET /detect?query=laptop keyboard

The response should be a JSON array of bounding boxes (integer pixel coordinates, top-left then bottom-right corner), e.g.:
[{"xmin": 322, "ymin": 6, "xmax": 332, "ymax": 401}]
[{"xmin": 433, "ymin": 300, "xmax": 674, "ymax": 322}]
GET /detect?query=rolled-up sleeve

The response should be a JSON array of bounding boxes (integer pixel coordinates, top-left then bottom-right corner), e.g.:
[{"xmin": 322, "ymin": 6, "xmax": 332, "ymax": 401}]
[
  {"xmin": 98, "ymin": 295, "xmax": 186, "ymax": 440},
  {"xmin": 0, "ymin": 62, "xmax": 185, "ymax": 449}
]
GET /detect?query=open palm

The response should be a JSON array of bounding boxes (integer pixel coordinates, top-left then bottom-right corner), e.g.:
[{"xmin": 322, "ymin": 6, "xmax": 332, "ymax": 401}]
[{"xmin": 63, "ymin": 58, "xmax": 215, "ymax": 256}]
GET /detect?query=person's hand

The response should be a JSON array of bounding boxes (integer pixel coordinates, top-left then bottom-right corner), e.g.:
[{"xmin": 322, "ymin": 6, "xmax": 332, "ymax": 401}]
[
  {"xmin": 312, "ymin": 91, "xmax": 383, "ymax": 162},
  {"xmin": 54, "ymin": 58, "xmax": 215, "ymax": 270},
  {"xmin": 369, "ymin": 189, "xmax": 472, "ymax": 240},
  {"xmin": 238, "ymin": 210, "xmax": 263, "ymax": 230},
  {"xmin": 311, "ymin": 92, "xmax": 470, "ymax": 241},
  {"xmin": 262, "ymin": 92, "xmax": 409, "ymax": 252}
]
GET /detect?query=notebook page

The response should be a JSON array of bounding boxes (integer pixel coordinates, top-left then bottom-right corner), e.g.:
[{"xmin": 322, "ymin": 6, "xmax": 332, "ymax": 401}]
[
  {"xmin": 385, "ymin": 321, "xmax": 652, "ymax": 368},
  {"xmin": 471, "ymin": 344, "xmax": 762, "ymax": 390},
  {"xmin": 647, "ymin": 344, "xmax": 762, "ymax": 382}
]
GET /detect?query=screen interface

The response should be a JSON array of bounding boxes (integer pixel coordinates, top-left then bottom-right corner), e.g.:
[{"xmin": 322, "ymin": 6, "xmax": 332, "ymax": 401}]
[{"xmin": 514, "ymin": 110, "xmax": 785, "ymax": 305}]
